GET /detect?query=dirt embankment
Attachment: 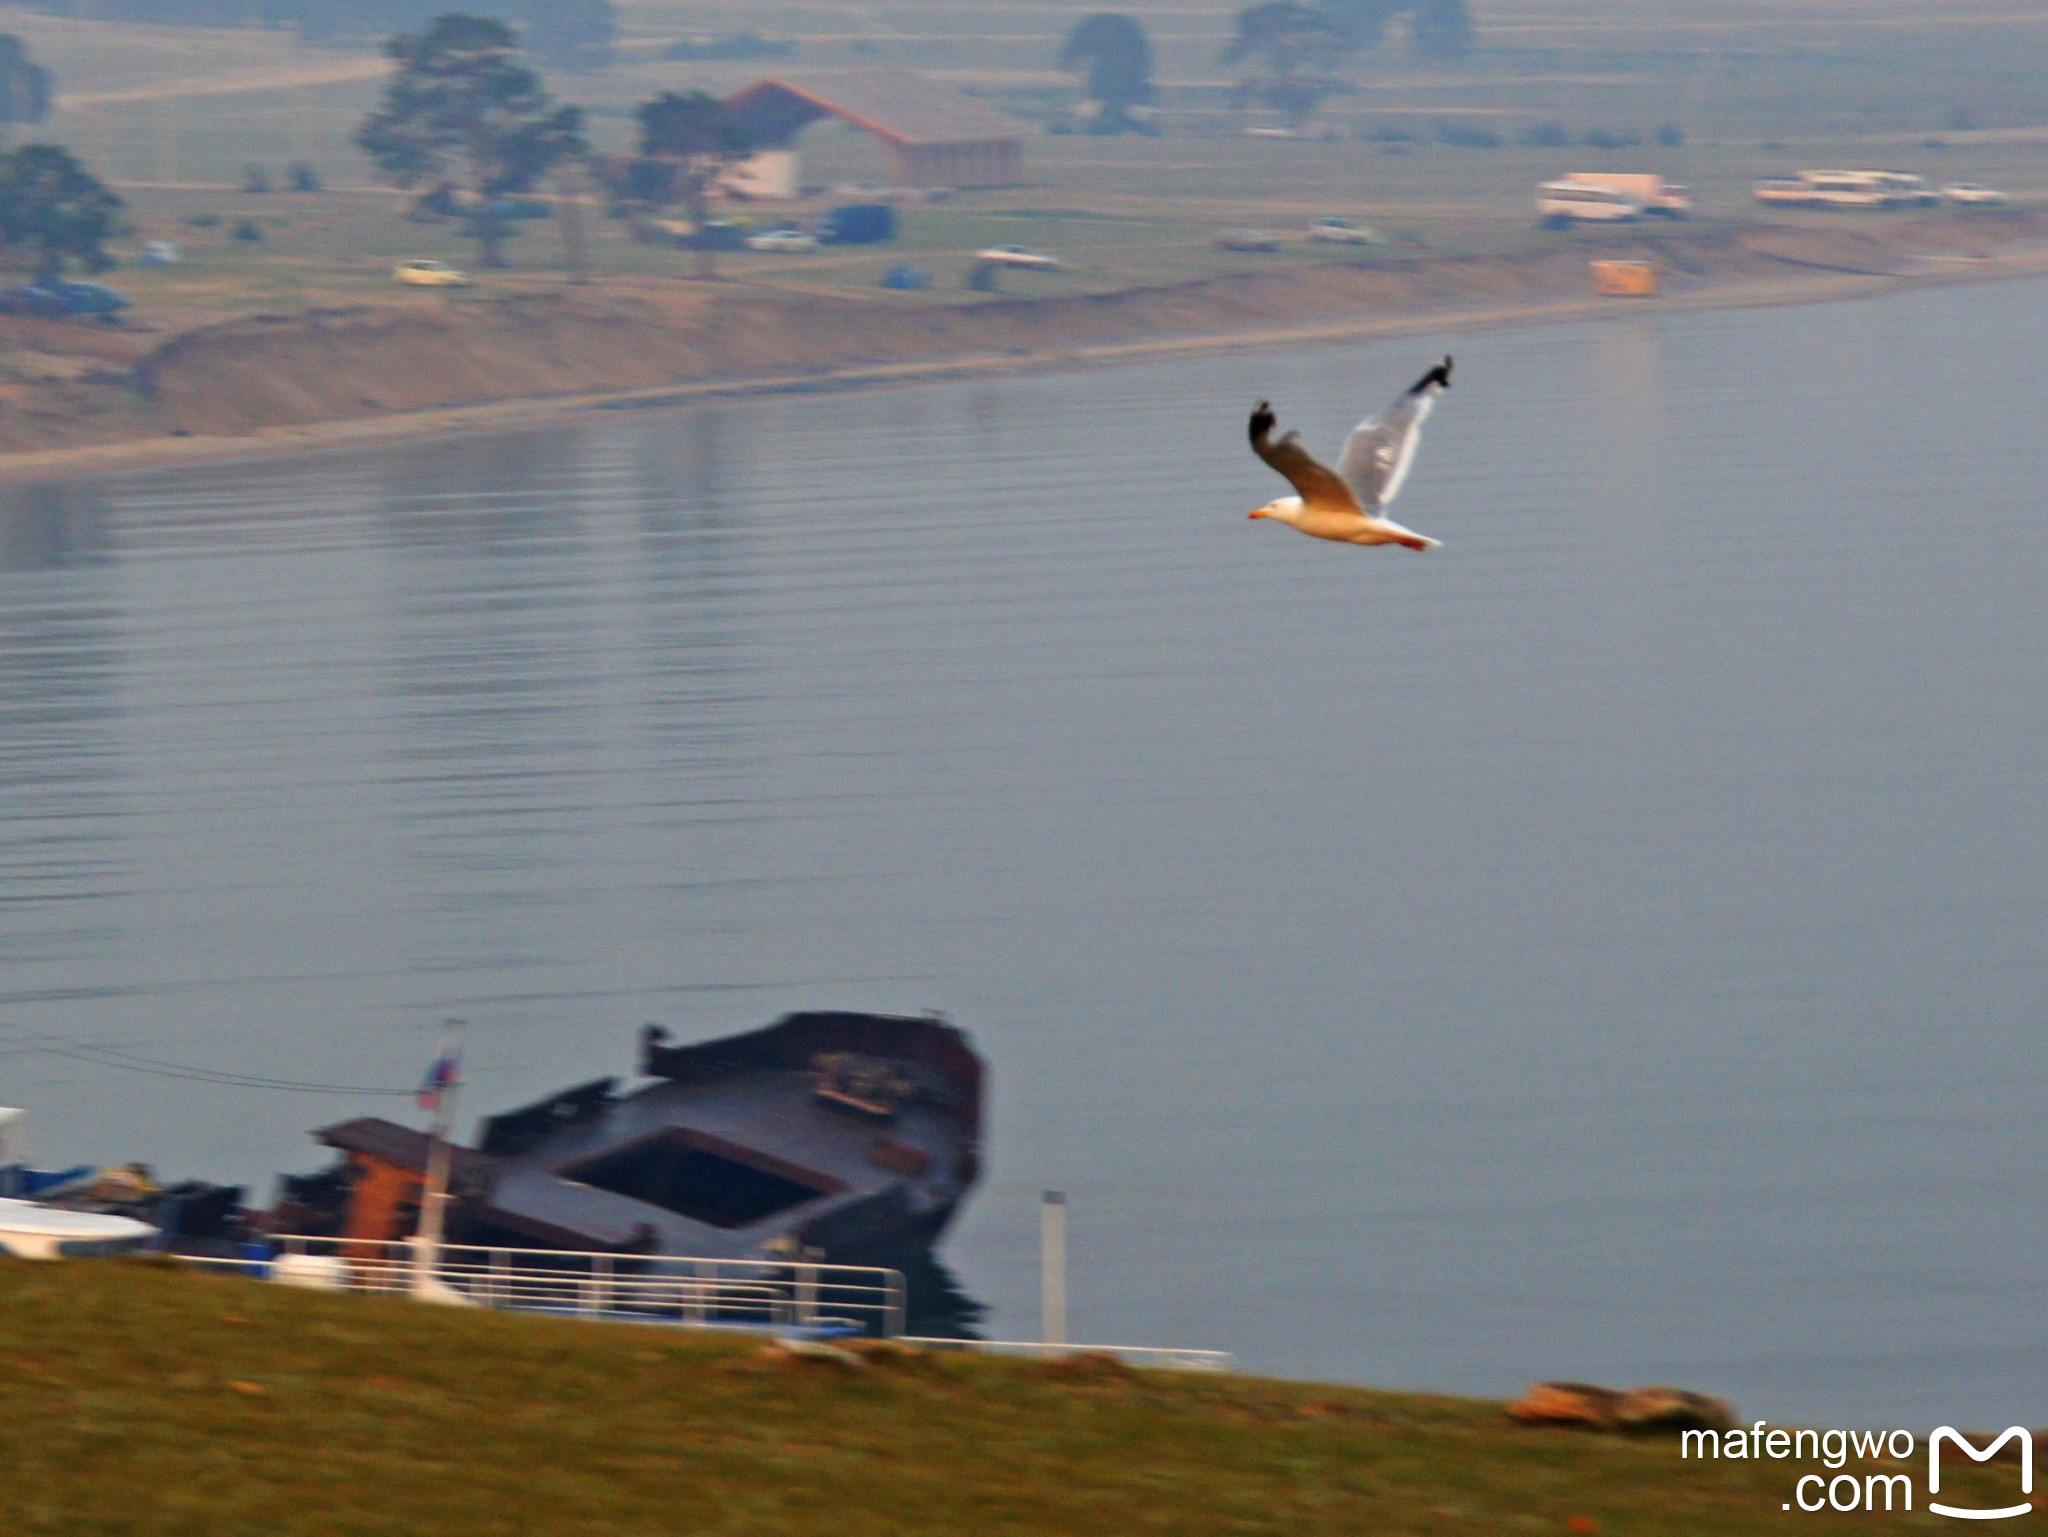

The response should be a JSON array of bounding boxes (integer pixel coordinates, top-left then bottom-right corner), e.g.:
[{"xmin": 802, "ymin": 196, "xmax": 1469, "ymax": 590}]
[{"xmin": 3, "ymin": 213, "xmax": 2041, "ymax": 468}]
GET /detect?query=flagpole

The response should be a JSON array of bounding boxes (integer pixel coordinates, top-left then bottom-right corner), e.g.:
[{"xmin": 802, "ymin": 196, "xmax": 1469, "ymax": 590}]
[{"xmin": 411, "ymin": 1017, "xmax": 465, "ymax": 1301}]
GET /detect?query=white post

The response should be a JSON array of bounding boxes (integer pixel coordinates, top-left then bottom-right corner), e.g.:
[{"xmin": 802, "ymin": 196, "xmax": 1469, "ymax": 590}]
[
  {"xmin": 1041, "ymin": 1189, "xmax": 1068, "ymax": 1348},
  {"xmin": 797, "ymin": 1262, "xmax": 818, "ymax": 1328},
  {"xmin": 411, "ymin": 1017, "xmax": 466, "ymax": 1303}
]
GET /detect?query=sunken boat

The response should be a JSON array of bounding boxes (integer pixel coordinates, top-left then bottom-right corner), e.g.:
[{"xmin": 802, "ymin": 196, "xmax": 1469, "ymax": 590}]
[{"xmin": 278, "ymin": 1012, "xmax": 984, "ymax": 1278}]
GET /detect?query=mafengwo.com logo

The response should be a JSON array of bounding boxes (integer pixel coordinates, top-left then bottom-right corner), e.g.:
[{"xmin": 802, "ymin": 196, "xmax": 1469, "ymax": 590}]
[{"xmin": 1680, "ymin": 1421, "xmax": 2035, "ymax": 1517}]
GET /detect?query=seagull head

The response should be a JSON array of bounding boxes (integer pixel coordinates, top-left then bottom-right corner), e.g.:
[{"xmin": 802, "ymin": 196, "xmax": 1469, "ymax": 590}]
[{"xmin": 1248, "ymin": 496, "xmax": 1302, "ymax": 525}]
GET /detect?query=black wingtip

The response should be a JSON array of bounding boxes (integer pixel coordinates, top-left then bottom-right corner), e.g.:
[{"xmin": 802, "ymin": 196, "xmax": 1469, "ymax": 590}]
[
  {"xmin": 1249, "ymin": 400, "xmax": 1275, "ymax": 443},
  {"xmin": 1410, "ymin": 356, "xmax": 1452, "ymax": 394}
]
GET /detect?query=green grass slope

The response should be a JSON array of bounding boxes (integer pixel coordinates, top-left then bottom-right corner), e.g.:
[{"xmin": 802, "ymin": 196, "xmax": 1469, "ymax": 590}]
[{"xmin": 0, "ymin": 1259, "xmax": 1998, "ymax": 1535}]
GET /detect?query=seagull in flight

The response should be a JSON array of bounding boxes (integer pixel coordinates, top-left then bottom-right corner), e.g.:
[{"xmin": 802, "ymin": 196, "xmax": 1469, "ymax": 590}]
[{"xmin": 1247, "ymin": 356, "xmax": 1452, "ymax": 550}]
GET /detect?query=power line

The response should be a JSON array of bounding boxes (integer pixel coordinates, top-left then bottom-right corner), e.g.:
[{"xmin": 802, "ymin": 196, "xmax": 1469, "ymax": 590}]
[{"xmin": 0, "ymin": 1023, "xmax": 415, "ymax": 1097}]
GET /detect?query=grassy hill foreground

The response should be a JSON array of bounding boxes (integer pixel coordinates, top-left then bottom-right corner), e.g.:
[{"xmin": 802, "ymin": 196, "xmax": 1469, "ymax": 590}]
[{"xmin": 0, "ymin": 1258, "xmax": 1999, "ymax": 1535}]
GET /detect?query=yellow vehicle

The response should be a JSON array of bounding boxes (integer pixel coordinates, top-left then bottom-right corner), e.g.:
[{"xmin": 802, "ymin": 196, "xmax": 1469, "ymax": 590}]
[
  {"xmin": 1590, "ymin": 259, "xmax": 1658, "ymax": 297},
  {"xmin": 393, "ymin": 259, "xmax": 470, "ymax": 287}
]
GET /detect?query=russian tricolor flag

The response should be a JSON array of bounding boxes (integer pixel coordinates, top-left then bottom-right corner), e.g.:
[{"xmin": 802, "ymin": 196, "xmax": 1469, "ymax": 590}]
[{"xmin": 417, "ymin": 1047, "xmax": 460, "ymax": 1113}]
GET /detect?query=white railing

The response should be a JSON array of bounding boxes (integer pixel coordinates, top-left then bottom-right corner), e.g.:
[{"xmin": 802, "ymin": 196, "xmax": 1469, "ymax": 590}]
[
  {"xmin": 175, "ymin": 1238, "xmax": 1234, "ymax": 1367},
  {"xmin": 178, "ymin": 1235, "xmax": 907, "ymax": 1338},
  {"xmin": 900, "ymin": 1336, "xmax": 1235, "ymax": 1371}
]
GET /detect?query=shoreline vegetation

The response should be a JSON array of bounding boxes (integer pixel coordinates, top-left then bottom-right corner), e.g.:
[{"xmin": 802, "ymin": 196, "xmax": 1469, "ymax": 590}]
[
  {"xmin": 2, "ymin": 1257, "xmax": 2024, "ymax": 1534},
  {"xmin": 4, "ymin": 212, "xmax": 2046, "ymax": 485}
]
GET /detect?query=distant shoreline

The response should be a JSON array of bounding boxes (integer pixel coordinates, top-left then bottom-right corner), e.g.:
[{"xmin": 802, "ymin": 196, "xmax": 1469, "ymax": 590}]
[{"xmin": 5, "ymin": 225, "xmax": 2046, "ymax": 486}]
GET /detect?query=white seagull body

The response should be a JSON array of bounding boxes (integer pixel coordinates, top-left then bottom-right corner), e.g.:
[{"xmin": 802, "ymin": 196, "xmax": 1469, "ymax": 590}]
[{"xmin": 1247, "ymin": 356, "xmax": 1452, "ymax": 550}]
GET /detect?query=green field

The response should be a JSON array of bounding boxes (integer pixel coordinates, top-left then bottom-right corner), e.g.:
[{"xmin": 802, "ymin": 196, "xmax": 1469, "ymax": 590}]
[{"xmin": 1, "ymin": 1257, "xmax": 2021, "ymax": 1535}]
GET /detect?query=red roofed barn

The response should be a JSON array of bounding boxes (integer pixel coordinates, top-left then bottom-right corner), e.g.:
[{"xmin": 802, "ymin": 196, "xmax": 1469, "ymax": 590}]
[{"xmin": 725, "ymin": 69, "xmax": 1025, "ymax": 190}]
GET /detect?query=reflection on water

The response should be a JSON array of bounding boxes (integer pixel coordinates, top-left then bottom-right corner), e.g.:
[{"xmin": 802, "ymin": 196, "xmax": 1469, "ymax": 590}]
[
  {"xmin": 0, "ymin": 480, "xmax": 125, "ymax": 980},
  {"xmin": 0, "ymin": 480, "xmax": 114, "ymax": 573},
  {"xmin": 1, "ymin": 280, "xmax": 2044, "ymax": 1425}
]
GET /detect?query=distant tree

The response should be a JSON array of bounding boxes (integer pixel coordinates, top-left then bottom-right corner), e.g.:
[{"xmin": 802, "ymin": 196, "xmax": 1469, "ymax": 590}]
[
  {"xmin": 1223, "ymin": 0, "xmax": 1476, "ymax": 119},
  {"xmin": 1317, "ymin": 0, "xmax": 1397, "ymax": 50},
  {"xmin": 356, "ymin": 13, "xmax": 584, "ymax": 268},
  {"xmin": 288, "ymin": 159, "xmax": 324, "ymax": 192},
  {"xmin": 0, "ymin": 35, "xmax": 54, "ymax": 143},
  {"xmin": 1654, "ymin": 122, "xmax": 1684, "ymax": 148},
  {"xmin": 0, "ymin": 144, "xmax": 125, "ymax": 280},
  {"xmin": 1057, "ymin": 14, "xmax": 1157, "ymax": 134},
  {"xmin": 605, "ymin": 89, "xmax": 751, "ymax": 279},
  {"xmin": 515, "ymin": 0, "xmax": 617, "ymax": 71},
  {"xmin": 1410, "ymin": 0, "xmax": 1474, "ymax": 59},
  {"xmin": 274, "ymin": 0, "xmax": 618, "ymax": 60},
  {"xmin": 1433, "ymin": 117, "xmax": 1498, "ymax": 147},
  {"xmin": 1221, "ymin": 1, "xmax": 1345, "ymax": 128}
]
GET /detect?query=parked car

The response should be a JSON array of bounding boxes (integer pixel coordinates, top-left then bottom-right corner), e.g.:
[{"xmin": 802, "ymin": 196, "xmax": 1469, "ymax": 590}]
[
  {"xmin": 1760, "ymin": 170, "xmax": 1932, "ymax": 209},
  {"xmin": 55, "ymin": 281, "xmax": 131, "ymax": 317},
  {"xmin": 974, "ymin": 244, "xmax": 1062, "ymax": 270},
  {"xmin": 1871, "ymin": 171, "xmax": 1939, "ymax": 207},
  {"xmin": 686, "ymin": 220, "xmax": 748, "ymax": 251},
  {"xmin": 1753, "ymin": 177, "xmax": 1816, "ymax": 207},
  {"xmin": 880, "ymin": 264, "xmax": 931, "ymax": 290},
  {"xmin": 437, "ymin": 192, "xmax": 551, "ymax": 221},
  {"xmin": 0, "ymin": 284, "xmax": 61, "ymax": 317},
  {"xmin": 139, "ymin": 239, "xmax": 183, "ymax": 265},
  {"xmin": 0, "ymin": 280, "xmax": 132, "ymax": 320},
  {"xmin": 1307, "ymin": 217, "xmax": 1386, "ymax": 245},
  {"xmin": 1536, "ymin": 179, "xmax": 1645, "ymax": 227},
  {"xmin": 1942, "ymin": 182, "xmax": 2009, "ymax": 208},
  {"xmin": 744, "ymin": 227, "xmax": 819, "ymax": 252},
  {"xmin": 1560, "ymin": 173, "xmax": 1690, "ymax": 217},
  {"xmin": 818, "ymin": 203, "xmax": 897, "ymax": 245},
  {"xmin": 1215, "ymin": 229, "xmax": 1282, "ymax": 251},
  {"xmin": 393, "ymin": 258, "xmax": 469, "ymax": 287}
]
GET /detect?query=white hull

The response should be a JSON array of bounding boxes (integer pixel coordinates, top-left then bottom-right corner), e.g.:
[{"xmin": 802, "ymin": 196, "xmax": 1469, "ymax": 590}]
[{"xmin": 0, "ymin": 1197, "xmax": 157, "ymax": 1260}]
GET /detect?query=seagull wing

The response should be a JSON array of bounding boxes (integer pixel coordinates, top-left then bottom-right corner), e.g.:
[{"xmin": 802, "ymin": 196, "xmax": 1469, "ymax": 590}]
[
  {"xmin": 1249, "ymin": 401, "xmax": 1360, "ymax": 511},
  {"xmin": 1336, "ymin": 355, "xmax": 1452, "ymax": 512}
]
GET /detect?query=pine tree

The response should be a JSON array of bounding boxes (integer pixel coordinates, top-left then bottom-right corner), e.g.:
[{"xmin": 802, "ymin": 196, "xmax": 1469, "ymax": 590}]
[{"xmin": 356, "ymin": 14, "xmax": 584, "ymax": 268}]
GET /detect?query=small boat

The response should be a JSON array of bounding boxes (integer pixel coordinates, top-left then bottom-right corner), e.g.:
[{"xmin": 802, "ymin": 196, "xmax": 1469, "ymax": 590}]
[
  {"xmin": 0, "ymin": 1197, "xmax": 157, "ymax": 1260},
  {"xmin": 2, "ymin": 1106, "xmax": 248, "ymax": 1253}
]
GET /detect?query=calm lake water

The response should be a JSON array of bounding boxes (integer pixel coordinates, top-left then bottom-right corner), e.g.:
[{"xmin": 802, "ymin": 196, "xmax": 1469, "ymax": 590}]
[{"xmin": 3, "ymin": 280, "xmax": 2043, "ymax": 1425}]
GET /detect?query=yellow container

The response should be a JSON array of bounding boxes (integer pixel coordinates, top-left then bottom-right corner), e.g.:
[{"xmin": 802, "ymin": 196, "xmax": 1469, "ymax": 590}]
[{"xmin": 1590, "ymin": 259, "xmax": 1658, "ymax": 297}]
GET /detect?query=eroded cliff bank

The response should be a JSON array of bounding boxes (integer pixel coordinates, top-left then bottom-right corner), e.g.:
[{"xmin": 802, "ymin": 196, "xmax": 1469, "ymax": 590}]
[{"xmin": 1, "ymin": 214, "xmax": 2040, "ymax": 477}]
